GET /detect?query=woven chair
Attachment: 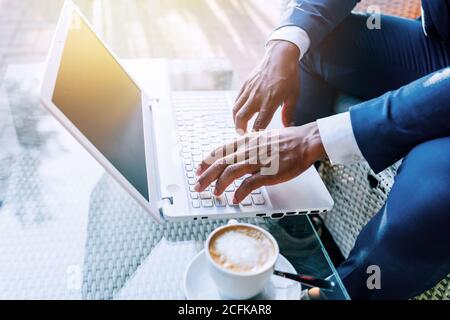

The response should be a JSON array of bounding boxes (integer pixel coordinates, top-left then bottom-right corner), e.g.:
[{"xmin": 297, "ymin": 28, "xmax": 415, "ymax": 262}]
[{"xmin": 278, "ymin": 0, "xmax": 450, "ymax": 300}]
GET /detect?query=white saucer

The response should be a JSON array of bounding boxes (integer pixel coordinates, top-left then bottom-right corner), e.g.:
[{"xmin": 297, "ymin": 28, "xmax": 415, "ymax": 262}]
[{"xmin": 184, "ymin": 250, "xmax": 302, "ymax": 300}]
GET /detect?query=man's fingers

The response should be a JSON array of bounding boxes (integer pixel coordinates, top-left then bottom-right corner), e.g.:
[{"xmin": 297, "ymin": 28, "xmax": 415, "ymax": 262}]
[
  {"xmin": 232, "ymin": 87, "xmax": 249, "ymax": 122},
  {"xmin": 234, "ymin": 100, "xmax": 258, "ymax": 134},
  {"xmin": 281, "ymin": 94, "xmax": 299, "ymax": 127},
  {"xmin": 195, "ymin": 145, "xmax": 253, "ymax": 191},
  {"xmin": 252, "ymin": 105, "xmax": 277, "ymax": 132},
  {"xmin": 194, "ymin": 158, "xmax": 228, "ymax": 192},
  {"xmin": 196, "ymin": 137, "xmax": 244, "ymax": 175},
  {"xmin": 234, "ymin": 82, "xmax": 247, "ymax": 103},
  {"xmin": 233, "ymin": 173, "xmax": 270, "ymax": 203},
  {"xmin": 213, "ymin": 162, "xmax": 260, "ymax": 196}
]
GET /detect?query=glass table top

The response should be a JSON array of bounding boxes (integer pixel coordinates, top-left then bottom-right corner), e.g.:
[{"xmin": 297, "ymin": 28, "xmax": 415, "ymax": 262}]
[{"xmin": 0, "ymin": 60, "xmax": 349, "ymax": 300}]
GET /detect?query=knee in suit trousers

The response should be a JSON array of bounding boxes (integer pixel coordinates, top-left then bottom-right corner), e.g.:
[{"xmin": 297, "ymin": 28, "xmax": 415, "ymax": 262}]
[{"xmin": 337, "ymin": 137, "xmax": 450, "ymax": 299}]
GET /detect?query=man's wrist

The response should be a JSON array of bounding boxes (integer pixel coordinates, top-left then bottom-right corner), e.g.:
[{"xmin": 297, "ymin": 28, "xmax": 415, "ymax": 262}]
[
  {"xmin": 316, "ymin": 112, "xmax": 366, "ymax": 165},
  {"xmin": 266, "ymin": 40, "xmax": 301, "ymax": 61},
  {"xmin": 298, "ymin": 122, "xmax": 327, "ymax": 163},
  {"xmin": 267, "ymin": 26, "xmax": 311, "ymax": 60}
]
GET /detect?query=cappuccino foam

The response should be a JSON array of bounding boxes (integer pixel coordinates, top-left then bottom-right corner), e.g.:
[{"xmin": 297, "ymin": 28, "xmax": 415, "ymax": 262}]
[{"xmin": 209, "ymin": 226, "xmax": 275, "ymax": 273}]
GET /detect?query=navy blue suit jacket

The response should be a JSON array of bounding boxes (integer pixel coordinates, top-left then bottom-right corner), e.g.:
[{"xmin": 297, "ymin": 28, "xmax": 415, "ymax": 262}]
[
  {"xmin": 277, "ymin": 0, "xmax": 450, "ymax": 173},
  {"xmin": 277, "ymin": 0, "xmax": 450, "ymax": 49}
]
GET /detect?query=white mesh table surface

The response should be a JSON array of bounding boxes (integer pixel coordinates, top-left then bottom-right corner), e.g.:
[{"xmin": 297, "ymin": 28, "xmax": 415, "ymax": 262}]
[{"xmin": 0, "ymin": 61, "xmax": 349, "ymax": 300}]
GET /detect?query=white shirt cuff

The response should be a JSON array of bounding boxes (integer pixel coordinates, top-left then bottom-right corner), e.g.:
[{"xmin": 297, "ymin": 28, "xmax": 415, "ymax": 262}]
[
  {"xmin": 316, "ymin": 112, "xmax": 366, "ymax": 165},
  {"xmin": 266, "ymin": 26, "xmax": 311, "ymax": 60}
]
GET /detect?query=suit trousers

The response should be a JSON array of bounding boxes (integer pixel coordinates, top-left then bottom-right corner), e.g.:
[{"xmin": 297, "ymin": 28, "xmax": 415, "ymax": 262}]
[{"xmin": 295, "ymin": 13, "xmax": 450, "ymax": 299}]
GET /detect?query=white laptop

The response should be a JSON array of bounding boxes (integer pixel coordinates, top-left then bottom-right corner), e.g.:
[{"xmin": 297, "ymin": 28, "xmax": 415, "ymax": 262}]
[{"xmin": 40, "ymin": 1, "xmax": 333, "ymax": 222}]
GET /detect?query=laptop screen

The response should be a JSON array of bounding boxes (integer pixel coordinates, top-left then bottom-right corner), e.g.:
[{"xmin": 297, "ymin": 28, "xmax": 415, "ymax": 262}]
[{"xmin": 52, "ymin": 11, "xmax": 149, "ymax": 201}]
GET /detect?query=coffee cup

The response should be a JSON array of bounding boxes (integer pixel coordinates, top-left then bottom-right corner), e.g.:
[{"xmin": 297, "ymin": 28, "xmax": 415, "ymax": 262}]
[{"xmin": 205, "ymin": 220, "xmax": 279, "ymax": 299}]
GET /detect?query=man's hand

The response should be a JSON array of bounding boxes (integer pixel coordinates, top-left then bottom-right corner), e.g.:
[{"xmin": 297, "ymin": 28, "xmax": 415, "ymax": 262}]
[
  {"xmin": 194, "ymin": 123, "xmax": 326, "ymax": 204},
  {"xmin": 233, "ymin": 40, "xmax": 300, "ymax": 134}
]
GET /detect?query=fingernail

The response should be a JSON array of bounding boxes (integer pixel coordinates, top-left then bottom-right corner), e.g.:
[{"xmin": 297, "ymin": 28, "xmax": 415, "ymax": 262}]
[
  {"xmin": 213, "ymin": 188, "xmax": 220, "ymax": 196},
  {"xmin": 232, "ymin": 196, "xmax": 239, "ymax": 204},
  {"xmin": 194, "ymin": 183, "xmax": 201, "ymax": 192},
  {"xmin": 236, "ymin": 128, "xmax": 246, "ymax": 136}
]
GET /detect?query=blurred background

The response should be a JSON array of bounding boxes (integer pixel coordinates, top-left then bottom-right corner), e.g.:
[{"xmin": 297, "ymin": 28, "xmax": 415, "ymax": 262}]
[
  {"xmin": 0, "ymin": 0, "xmax": 420, "ymax": 83},
  {"xmin": 0, "ymin": 0, "xmax": 281, "ymax": 82}
]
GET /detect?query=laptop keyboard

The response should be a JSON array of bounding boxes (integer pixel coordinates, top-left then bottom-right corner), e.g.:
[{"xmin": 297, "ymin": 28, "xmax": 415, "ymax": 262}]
[{"xmin": 171, "ymin": 92, "xmax": 266, "ymax": 209}]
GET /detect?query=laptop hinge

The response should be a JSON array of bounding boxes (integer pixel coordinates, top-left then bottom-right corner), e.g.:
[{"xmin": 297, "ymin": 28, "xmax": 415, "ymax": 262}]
[
  {"xmin": 158, "ymin": 207, "xmax": 165, "ymax": 220},
  {"xmin": 159, "ymin": 197, "xmax": 173, "ymax": 220},
  {"xmin": 148, "ymin": 98, "xmax": 160, "ymax": 110},
  {"xmin": 161, "ymin": 196, "xmax": 173, "ymax": 205}
]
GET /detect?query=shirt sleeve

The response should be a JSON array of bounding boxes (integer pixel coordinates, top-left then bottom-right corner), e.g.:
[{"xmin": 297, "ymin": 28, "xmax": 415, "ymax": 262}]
[
  {"xmin": 266, "ymin": 26, "xmax": 311, "ymax": 60},
  {"xmin": 316, "ymin": 112, "xmax": 366, "ymax": 165}
]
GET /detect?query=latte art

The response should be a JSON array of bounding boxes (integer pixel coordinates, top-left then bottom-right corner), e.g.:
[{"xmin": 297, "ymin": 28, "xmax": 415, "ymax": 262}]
[{"xmin": 209, "ymin": 226, "xmax": 275, "ymax": 273}]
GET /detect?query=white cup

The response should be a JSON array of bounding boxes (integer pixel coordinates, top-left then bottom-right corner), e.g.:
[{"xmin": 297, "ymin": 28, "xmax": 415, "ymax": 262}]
[{"xmin": 205, "ymin": 220, "xmax": 279, "ymax": 300}]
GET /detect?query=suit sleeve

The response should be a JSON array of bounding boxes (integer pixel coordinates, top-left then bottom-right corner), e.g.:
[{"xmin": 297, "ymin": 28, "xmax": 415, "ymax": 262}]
[
  {"xmin": 276, "ymin": 0, "xmax": 360, "ymax": 50},
  {"xmin": 350, "ymin": 67, "xmax": 450, "ymax": 173},
  {"xmin": 421, "ymin": 0, "xmax": 449, "ymax": 41}
]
